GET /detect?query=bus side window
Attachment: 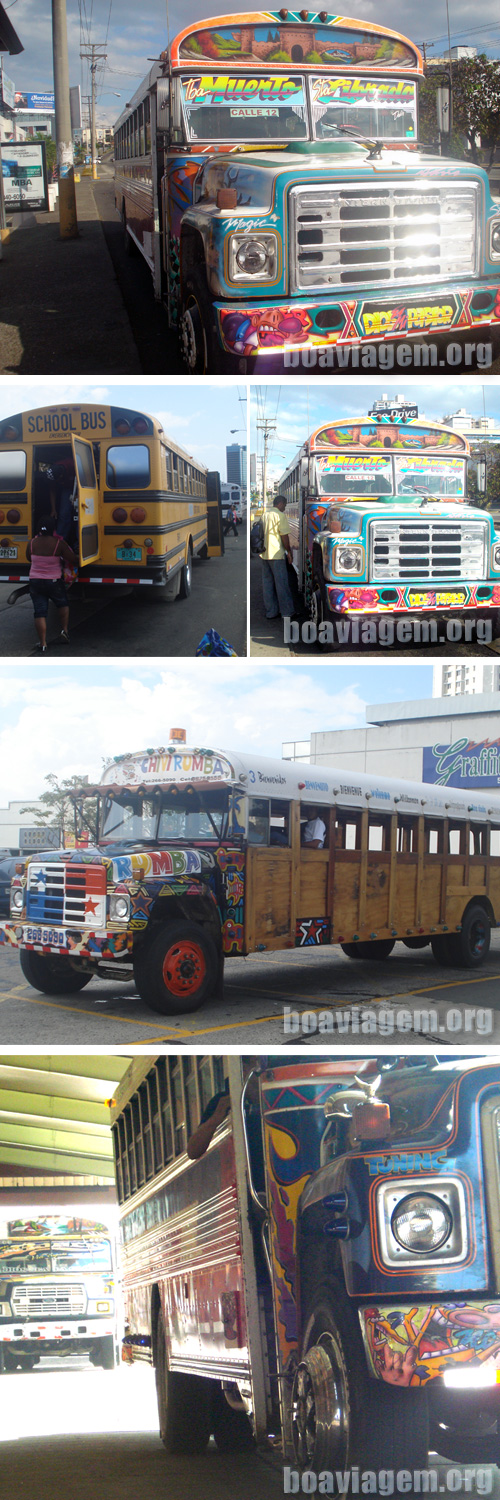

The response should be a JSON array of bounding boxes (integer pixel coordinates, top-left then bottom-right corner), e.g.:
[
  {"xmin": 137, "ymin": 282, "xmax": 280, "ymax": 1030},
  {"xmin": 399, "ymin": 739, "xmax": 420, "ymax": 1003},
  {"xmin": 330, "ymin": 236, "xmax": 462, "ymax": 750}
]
[
  {"xmin": 490, "ymin": 828, "xmax": 500, "ymax": 858},
  {"xmin": 269, "ymin": 799, "xmax": 290, "ymax": 846},
  {"xmin": 470, "ymin": 825, "xmax": 487, "ymax": 855},
  {"xmin": 397, "ymin": 816, "xmax": 417, "ymax": 853},
  {"xmin": 248, "ymin": 797, "xmax": 269, "ymax": 845},
  {"xmin": 425, "ymin": 821, "xmax": 443, "ymax": 855},
  {"xmin": 368, "ymin": 814, "xmax": 391, "ymax": 851},
  {"xmin": 300, "ymin": 805, "xmax": 330, "ymax": 848},
  {"xmin": 169, "ymin": 1059, "xmax": 186, "ymax": 1155},
  {"xmin": 448, "ymin": 824, "xmax": 464, "ymax": 855},
  {"xmin": 336, "ymin": 813, "xmax": 361, "ymax": 850}
]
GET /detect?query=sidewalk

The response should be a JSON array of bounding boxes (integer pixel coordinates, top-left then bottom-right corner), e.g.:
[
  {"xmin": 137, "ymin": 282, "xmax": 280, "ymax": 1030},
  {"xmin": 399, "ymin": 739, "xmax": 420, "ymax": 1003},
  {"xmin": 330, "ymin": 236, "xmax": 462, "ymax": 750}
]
[{"xmin": 0, "ymin": 175, "xmax": 141, "ymax": 373}]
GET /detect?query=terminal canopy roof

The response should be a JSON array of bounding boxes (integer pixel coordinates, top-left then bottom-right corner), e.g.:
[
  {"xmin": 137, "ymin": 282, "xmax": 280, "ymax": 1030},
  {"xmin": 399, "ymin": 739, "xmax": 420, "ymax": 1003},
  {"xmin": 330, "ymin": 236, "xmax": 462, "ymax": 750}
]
[{"xmin": 0, "ymin": 1056, "xmax": 130, "ymax": 1181}]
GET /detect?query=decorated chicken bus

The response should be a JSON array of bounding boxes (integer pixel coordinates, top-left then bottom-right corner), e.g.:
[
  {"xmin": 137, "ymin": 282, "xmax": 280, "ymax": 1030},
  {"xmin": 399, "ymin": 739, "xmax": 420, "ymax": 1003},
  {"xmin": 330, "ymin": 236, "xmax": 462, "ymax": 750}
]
[
  {"xmin": 0, "ymin": 403, "xmax": 223, "ymax": 595},
  {"xmin": 2, "ymin": 734, "xmax": 499, "ymax": 1015},
  {"xmin": 277, "ymin": 401, "xmax": 499, "ymax": 628},
  {"xmin": 0, "ymin": 1209, "xmax": 118, "ymax": 1372},
  {"xmin": 113, "ymin": 10, "xmax": 500, "ymax": 373},
  {"xmin": 110, "ymin": 1052, "xmax": 500, "ymax": 1474}
]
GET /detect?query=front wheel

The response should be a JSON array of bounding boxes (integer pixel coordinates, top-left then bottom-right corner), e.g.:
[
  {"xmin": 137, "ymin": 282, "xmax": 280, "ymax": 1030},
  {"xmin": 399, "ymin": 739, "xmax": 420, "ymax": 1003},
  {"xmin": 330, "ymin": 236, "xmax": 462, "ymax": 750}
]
[
  {"xmin": 133, "ymin": 920, "xmax": 219, "ymax": 1014},
  {"xmin": 20, "ymin": 949, "xmax": 92, "ymax": 995},
  {"xmin": 341, "ymin": 940, "xmax": 395, "ymax": 961},
  {"xmin": 155, "ymin": 1307, "xmax": 211, "ymax": 1454},
  {"xmin": 293, "ymin": 1283, "xmax": 429, "ymax": 1476},
  {"xmin": 99, "ymin": 1335, "xmax": 115, "ymax": 1370},
  {"xmin": 180, "ymin": 269, "xmax": 221, "ymax": 374}
]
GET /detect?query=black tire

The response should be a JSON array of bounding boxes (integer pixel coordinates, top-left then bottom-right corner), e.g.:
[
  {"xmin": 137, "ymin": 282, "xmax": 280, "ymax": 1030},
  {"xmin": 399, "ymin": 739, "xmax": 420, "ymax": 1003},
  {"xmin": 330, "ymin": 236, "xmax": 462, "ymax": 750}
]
[
  {"xmin": 430, "ymin": 933, "xmax": 456, "ymax": 966},
  {"xmin": 99, "ymin": 1335, "xmax": 115, "ymax": 1370},
  {"xmin": 444, "ymin": 903, "xmax": 491, "ymax": 968},
  {"xmin": 20, "ymin": 949, "xmax": 92, "ymax": 995},
  {"xmin": 177, "ymin": 548, "xmax": 192, "ymax": 599},
  {"xmin": 293, "ymin": 1282, "xmax": 429, "ymax": 1477},
  {"xmin": 133, "ymin": 920, "xmax": 219, "ymax": 1014},
  {"xmin": 155, "ymin": 1308, "xmax": 211, "ymax": 1454},
  {"xmin": 340, "ymin": 939, "xmax": 395, "ymax": 961},
  {"xmin": 180, "ymin": 268, "xmax": 221, "ymax": 375},
  {"xmin": 402, "ymin": 936, "xmax": 430, "ymax": 950},
  {"xmin": 211, "ymin": 1385, "xmax": 254, "ymax": 1452}
]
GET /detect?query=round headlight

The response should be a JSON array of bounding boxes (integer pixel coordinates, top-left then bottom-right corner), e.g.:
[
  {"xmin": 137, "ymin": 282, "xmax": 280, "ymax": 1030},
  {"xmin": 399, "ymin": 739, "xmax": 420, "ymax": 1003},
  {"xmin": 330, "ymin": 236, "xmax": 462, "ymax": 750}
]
[
  {"xmin": 493, "ymin": 545, "xmax": 500, "ymax": 568},
  {"xmin": 337, "ymin": 546, "xmax": 361, "ymax": 570},
  {"xmin": 491, "ymin": 223, "xmax": 500, "ymax": 254},
  {"xmin": 111, "ymin": 894, "xmax": 129, "ymax": 920},
  {"xmin": 10, "ymin": 887, "xmax": 23, "ymax": 912},
  {"xmin": 235, "ymin": 239, "xmax": 268, "ymax": 275},
  {"xmin": 391, "ymin": 1192, "xmax": 452, "ymax": 1254}
]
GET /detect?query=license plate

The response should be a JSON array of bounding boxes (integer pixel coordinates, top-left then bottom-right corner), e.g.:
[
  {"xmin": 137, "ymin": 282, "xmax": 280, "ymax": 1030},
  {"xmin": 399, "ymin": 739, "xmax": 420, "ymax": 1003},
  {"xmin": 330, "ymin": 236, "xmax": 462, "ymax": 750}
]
[
  {"xmin": 23, "ymin": 925, "xmax": 66, "ymax": 946},
  {"xmin": 116, "ymin": 546, "xmax": 141, "ymax": 561},
  {"xmin": 408, "ymin": 590, "xmax": 466, "ymax": 608},
  {"xmin": 0, "ymin": 547, "xmax": 17, "ymax": 558}
]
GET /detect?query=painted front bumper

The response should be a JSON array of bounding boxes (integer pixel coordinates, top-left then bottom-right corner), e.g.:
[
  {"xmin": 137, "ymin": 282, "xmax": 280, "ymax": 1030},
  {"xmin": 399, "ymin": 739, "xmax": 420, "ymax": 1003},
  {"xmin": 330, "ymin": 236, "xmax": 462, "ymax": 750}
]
[
  {"xmin": 0, "ymin": 920, "xmax": 132, "ymax": 961},
  {"xmin": 360, "ymin": 1302, "xmax": 500, "ymax": 1388},
  {"xmin": 216, "ymin": 283, "xmax": 500, "ymax": 356},
  {"xmin": 1, "ymin": 1316, "xmax": 114, "ymax": 1342},
  {"xmin": 324, "ymin": 581, "xmax": 500, "ymax": 616}
]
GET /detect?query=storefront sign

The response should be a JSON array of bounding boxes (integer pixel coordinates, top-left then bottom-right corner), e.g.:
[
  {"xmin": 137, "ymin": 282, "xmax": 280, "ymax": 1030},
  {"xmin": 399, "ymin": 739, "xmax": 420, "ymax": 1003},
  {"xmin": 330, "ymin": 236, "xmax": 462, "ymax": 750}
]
[
  {"xmin": 1, "ymin": 140, "xmax": 48, "ymax": 212},
  {"xmin": 423, "ymin": 737, "xmax": 500, "ymax": 788}
]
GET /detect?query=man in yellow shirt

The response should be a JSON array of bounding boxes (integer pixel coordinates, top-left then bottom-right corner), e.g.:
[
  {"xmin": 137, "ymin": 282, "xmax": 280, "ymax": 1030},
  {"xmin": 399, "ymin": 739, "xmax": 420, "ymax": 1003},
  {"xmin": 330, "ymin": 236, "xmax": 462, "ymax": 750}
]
[{"xmin": 261, "ymin": 495, "xmax": 295, "ymax": 619}]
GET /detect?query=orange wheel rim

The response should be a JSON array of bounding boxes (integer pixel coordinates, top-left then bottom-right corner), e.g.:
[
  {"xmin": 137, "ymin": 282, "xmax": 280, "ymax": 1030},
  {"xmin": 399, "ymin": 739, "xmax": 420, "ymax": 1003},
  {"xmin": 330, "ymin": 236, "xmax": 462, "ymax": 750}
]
[{"xmin": 162, "ymin": 939, "xmax": 206, "ymax": 997}]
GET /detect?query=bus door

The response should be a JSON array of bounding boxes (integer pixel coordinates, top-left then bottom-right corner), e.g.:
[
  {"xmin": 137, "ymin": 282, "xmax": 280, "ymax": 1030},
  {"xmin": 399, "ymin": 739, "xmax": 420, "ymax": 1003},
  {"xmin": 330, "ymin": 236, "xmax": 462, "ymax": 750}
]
[
  {"xmin": 206, "ymin": 471, "xmax": 224, "ymax": 556},
  {"xmin": 71, "ymin": 435, "xmax": 100, "ymax": 565}
]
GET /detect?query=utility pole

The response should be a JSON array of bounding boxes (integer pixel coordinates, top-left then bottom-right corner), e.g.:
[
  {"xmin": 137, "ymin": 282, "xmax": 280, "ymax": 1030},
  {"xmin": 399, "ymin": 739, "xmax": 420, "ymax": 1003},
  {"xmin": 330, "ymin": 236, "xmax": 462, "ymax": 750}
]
[
  {"xmin": 257, "ymin": 417, "xmax": 276, "ymax": 508},
  {"xmin": 52, "ymin": 0, "xmax": 78, "ymax": 237},
  {"xmin": 80, "ymin": 42, "xmax": 107, "ymax": 179}
]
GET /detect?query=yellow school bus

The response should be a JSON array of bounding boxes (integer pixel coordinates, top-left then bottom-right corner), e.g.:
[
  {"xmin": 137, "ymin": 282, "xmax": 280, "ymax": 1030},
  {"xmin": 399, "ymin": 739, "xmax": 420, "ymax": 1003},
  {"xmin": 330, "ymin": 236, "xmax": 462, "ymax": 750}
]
[{"xmin": 0, "ymin": 403, "xmax": 222, "ymax": 595}]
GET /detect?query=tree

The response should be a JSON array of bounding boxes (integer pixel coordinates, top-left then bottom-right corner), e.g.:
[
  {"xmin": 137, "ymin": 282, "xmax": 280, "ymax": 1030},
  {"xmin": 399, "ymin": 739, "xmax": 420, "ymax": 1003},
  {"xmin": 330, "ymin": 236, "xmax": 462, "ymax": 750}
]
[
  {"xmin": 34, "ymin": 131, "xmax": 57, "ymax": 179},
  {"xmin": 21, "ymin": 773, "xmax": 99, "ymax": 842},
  {"xmin": 468, "ymin": 442, "xmax": 500, "ymax": 509},
  {"xmin": 420, "ymin": 56, "xmax": 500, "ymax": 171}
]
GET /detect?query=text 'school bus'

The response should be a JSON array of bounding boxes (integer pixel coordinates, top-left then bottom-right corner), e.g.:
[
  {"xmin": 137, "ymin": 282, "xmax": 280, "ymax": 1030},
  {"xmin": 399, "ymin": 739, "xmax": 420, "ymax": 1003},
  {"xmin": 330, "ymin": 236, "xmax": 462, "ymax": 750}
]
[
  {"xmin": 2, "ymin": 733, "xmax": 499, "ymax": 1015},
  {"xmin": 113, "ymin": 11, "xmax": 500, "ymax": 375},
  {"xmin": 0, "ymin": 403, "xmax": 223, "ymax": 594},
  {"xmin": 278, "ymin": 400, "xmax": 500, "ymax": 629},
  {"xmin": 110, "ymin": 1053, "xmax": 500, "ymax": 1475},
  {"xmin": 0, "ymin": 1211, "xmax": 118, "ymax": 1373}
]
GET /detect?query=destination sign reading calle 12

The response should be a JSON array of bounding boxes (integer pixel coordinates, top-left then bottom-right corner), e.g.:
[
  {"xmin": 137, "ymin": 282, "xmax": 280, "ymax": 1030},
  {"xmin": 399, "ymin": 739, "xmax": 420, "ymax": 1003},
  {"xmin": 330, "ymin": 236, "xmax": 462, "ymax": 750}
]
[{"xmin": 423, "ymin": 737, "xmax": 500, "ymax": 788}]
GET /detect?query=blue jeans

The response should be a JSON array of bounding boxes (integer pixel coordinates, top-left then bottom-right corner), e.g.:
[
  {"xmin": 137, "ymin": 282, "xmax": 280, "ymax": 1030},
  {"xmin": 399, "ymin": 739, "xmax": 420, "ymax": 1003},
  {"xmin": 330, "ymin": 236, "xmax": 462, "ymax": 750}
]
[{"xmin": 261, "ymin": 557, "xmax": 295, "ymax": 619}]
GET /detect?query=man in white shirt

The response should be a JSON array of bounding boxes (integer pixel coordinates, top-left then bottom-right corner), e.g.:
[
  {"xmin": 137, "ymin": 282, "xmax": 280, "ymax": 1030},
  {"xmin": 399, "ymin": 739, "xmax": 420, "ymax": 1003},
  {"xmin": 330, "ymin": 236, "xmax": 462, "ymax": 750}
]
[{"xmin": 302, "ymin": 809, "xmax": 327, "ymax": 849}]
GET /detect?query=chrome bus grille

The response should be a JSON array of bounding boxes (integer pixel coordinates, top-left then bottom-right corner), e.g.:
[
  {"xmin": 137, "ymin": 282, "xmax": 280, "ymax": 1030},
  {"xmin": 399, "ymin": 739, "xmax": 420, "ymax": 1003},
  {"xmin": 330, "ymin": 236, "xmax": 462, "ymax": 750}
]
[
  {"xmin": 12, "ymin": 1283, "xmax": 87, "ymax": 1317},
  {"xmin": 290, "ymin": 181, "xmax": 479, "ymax": 292},
  {"xmin": 369, "ymin": 518, "xmax": 487, "ymax": 581},
  {"xmin": 26, "ymin": 862, "xmax": 107, "ymax": 928}
]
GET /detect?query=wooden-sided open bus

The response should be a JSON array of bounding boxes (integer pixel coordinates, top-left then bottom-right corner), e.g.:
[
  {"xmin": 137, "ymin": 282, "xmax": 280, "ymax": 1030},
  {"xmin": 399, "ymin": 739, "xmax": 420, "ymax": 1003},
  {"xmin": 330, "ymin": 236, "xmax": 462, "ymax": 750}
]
[
  {"xmin": 0, "ymin": 402, "xmax": 223, "ymax": 598},
  {"xmin": 110, "ymin": 1051, "xmax": 500, "ymax": 1474},
  {"xmin": 2, "ymin": 736, "xmax": 499, "ymax": 1015}
]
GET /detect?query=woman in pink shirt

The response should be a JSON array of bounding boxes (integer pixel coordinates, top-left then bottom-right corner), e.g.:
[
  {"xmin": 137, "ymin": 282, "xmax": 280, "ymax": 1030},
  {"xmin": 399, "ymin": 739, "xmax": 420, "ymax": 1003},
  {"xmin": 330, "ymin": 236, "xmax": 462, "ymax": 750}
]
[{"xmin": 26, "ymin": 515, "xmax": 78, "ymax": 654}]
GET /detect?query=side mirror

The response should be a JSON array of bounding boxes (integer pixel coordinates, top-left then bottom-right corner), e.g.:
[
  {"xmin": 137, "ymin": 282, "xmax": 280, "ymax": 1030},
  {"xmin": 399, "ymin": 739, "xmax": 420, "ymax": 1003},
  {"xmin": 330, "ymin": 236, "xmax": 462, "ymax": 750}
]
[
  {"xmin": 300, "ymin": 455, "xmax": 309, "ymax": 491},
  {"xmin": 436, "ymin": 84, "xmax": 451, "ymax": 135},
  {"xmin": 476, "ymin": 457, "xmax": 487, "ymax": 495}
]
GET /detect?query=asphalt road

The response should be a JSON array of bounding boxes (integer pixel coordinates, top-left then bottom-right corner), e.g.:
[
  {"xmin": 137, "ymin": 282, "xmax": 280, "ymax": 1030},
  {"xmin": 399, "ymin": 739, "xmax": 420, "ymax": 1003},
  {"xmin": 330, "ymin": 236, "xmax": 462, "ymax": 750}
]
[
  {"xmin": 0, "ymin": 930, "xmax": 498, "ymax": 1047},
  {"xmin": 0, "ymin": 526, "xmax": 247, "ymax": 658},
  {"xmin": 250, "ymin": 554, "xmax": 500, "ymax": 658}
]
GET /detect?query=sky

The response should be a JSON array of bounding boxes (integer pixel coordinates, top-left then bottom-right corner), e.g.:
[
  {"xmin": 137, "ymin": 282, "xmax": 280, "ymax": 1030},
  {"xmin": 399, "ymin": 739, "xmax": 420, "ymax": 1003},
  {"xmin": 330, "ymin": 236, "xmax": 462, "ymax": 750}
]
[
  {"xmin": 0, "ymin": 661, "xmax": 433, "ymax": 806},
  {"xmin": 251, "ymin": 379, "xmax": 500, "ymax": 482},
  {"xmin": 0, "ymin": 379, "xmax": 247, "ymax": 487},
  {"xmin": 5, "ymin": 0, "xmax": 500, "ymax": 126}
]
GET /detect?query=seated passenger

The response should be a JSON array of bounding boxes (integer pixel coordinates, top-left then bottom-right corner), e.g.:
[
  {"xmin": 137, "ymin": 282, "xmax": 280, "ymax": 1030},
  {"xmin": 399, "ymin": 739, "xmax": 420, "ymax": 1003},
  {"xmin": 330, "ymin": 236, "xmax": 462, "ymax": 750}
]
[{"xmin": 301, "ymin": 807, "xmax": 327, "ymax": 849}]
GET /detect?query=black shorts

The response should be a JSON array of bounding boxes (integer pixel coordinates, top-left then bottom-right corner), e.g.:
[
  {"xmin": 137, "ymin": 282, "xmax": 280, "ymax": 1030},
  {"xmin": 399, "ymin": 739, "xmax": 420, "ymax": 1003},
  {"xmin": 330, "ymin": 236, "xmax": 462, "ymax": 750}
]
[{"xmin": 29, "ymin": 578, "xmax": 68, "ymax": 617}]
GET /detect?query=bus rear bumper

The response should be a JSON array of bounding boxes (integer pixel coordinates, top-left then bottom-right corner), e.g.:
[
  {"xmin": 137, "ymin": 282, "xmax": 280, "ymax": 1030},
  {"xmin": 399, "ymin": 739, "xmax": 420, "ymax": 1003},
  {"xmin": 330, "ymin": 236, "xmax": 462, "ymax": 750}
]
[
  {"xmin": 215, "ymin": 283, "xmax": 500, "ymax": 358},
  {"xmin": 323, "ymin": 582, "xmax": 500, "ymax": 616}
]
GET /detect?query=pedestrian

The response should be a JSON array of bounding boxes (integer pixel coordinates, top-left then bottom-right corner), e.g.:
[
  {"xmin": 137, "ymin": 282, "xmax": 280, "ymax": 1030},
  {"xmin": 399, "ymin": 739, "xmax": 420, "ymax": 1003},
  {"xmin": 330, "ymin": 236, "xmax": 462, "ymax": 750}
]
[
  {"xmin": 26, "ymin": 515, "xmax": 78, "ymax": 653},
  {"xmin": 223, "ymin": 506, "xmax": 238, "ymax": 538},
  {"xmin": 261, "ymin": 494, "xmax": 295, "ymax": 620}
]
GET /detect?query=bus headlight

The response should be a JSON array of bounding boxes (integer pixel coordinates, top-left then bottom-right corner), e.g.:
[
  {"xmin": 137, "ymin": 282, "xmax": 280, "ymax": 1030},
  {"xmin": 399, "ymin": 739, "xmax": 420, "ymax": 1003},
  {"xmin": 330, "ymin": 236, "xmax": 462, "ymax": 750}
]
[
  {"xmin": 109, "ymin": 893, "xmax": 130, "ymax": 921},
  {"xmin": 333, "ymin": 544, "xmax": 364, "ymax": 574},
  {"xmin": 492, "ymin": 542, "xmax": 500, "ymax": 571},
  {"xmin": 228, "ymin": 232, "xmax": 279, "ymax": 282},
  {"xmin": 10, "ymin": 886, "xmax": 23, "ymax": 914},
  {"xmin": 97, "ymin": 1301, "xmax": 111, "ymax": 1312},
  {"xmin": 489, "ymin": 219, "xmax": 500, "ymax": 260},
  {"xmin": 391, "ymin": 1192, "xmax": 452, "ymax": 1254}
]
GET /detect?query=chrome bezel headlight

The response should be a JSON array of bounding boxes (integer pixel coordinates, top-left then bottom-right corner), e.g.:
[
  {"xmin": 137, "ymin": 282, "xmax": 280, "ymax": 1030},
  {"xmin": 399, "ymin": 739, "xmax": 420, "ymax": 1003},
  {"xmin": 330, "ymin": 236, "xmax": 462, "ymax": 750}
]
[
  {"xmin": 376, "ymin": 1174, "xmax": 467, "ymax": 1268},
  {"xmin": 489, "ymin": 218, "xmax": 500, "ymax": 261},
  {"xmin": 10, "ymin": 885, "xmax": 23, "ymax": 914},
  {"xmin": 228, "ymin": 231, "xmax": 279, "ymax": 283},
  {"xmin": 109, "ymin": 893, "xmax": 130, "ymax": 922},
  {"xmin": 333, "ymin": 543, "xmax": 364, "ymax": 575},
  {"xmin": 391, "ymin": 1191, "xmax": 452, "ymax": 1254},
  {"xmin": 491, "ymin": 541, "xmax": 500, "ymax": 572}
]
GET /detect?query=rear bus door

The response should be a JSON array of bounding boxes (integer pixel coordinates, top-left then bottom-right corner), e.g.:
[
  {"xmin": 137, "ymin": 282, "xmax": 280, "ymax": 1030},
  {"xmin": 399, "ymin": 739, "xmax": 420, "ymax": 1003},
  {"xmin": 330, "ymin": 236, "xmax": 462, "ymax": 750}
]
[
  {"xmin": 71, "ymin": 435, "xmax": 100, "ymax": 566},
  {"xmin": 206, "ymin": 470, "xmax": 224, "ymax": 556}
]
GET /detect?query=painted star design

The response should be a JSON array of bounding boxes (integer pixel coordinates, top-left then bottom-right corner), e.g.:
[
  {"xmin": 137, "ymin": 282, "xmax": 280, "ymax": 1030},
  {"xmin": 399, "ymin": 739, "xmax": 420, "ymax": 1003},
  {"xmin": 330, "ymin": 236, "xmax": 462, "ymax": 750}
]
[{"xmin": 85, "ymin": 897, "xmax": 99, "ymax": 916}]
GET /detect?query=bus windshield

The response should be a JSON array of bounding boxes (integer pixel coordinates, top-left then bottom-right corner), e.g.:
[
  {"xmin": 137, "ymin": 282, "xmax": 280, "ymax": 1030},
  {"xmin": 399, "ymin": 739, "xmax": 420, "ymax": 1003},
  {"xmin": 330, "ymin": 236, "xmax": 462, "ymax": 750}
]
[
  {"xmin": 317, "ymin": 454, "xmax": 394, "ymax": 495},
  {"xmin": 100, "ymin": 788, "xmax": 230, "ymax": 844},
  {"xmin": 0, "ymin": 1238, "xmax": 112, "ymax": 1273},
  {"xmin": 311, "ymin": 77, "xmax": 417, "ymax": 142},
  {"xmin": 394, "ymin": 455, "xmax": 465, "ymax": 497},
  {"xmin": 180, "ymin": 74, "xmax": 308, "ymax": 142}
]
